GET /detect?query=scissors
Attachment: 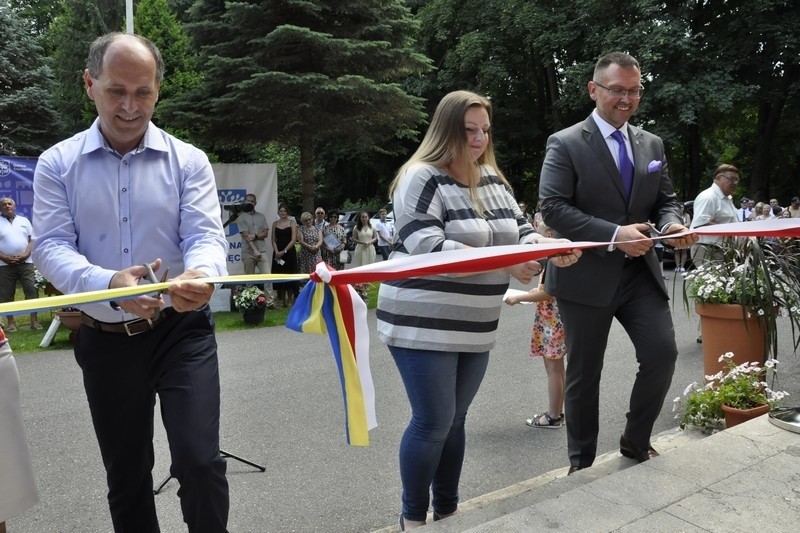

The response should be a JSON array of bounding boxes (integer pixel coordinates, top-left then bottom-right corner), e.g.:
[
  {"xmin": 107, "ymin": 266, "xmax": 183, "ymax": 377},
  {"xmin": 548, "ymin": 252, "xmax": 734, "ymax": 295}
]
[
  {"xmin": 143, "ymin": 263, "xmax": 170, "ymax": 298},
  {"xmin": 143, "ymin": 263, "xmax": 169, "ymax": 318}
]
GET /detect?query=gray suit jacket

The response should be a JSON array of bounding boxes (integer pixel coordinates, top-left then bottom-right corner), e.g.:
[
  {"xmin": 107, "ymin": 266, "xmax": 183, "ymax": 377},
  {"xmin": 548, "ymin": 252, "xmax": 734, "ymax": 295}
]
[{"xmin": 539, "ymin": 115, "xmax": 682, "ymax": 306}]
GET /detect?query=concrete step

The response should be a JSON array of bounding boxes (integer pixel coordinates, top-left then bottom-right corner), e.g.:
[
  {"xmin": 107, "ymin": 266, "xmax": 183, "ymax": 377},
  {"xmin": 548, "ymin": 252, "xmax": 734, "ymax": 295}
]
[{"xmin": 373, "ymin": 427, "xmax": 708, "ymax": 532}]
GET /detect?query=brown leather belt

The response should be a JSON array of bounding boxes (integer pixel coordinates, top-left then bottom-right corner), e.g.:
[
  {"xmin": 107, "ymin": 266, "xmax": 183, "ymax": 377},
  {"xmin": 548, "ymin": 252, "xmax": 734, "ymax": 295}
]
[{"xmin": 80, "ymin": 308, "xmax": 176, "ymax": 336}]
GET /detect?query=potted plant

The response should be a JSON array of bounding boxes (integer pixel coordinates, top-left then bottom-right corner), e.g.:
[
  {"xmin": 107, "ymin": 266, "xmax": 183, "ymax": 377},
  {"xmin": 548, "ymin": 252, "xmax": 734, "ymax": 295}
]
[
  {"xmin": 674, "ymin": 352, "xmax": 789, "ymax": 432},
  {"xmin": 683, "ymin": 237, "xmax": 800, "ymax": 374},
  {"xmin": 233, "ymin": 285, "xmax": 268, "ymax": 324}
]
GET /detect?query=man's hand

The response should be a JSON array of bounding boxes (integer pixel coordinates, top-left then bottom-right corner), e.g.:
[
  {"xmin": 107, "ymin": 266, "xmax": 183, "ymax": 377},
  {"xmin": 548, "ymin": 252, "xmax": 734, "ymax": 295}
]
[
  {"xmin": 662, "ymin": 224, "xmax": 699, "ymax": 249},
  {"xmin": 615, "ymin": 224, "xmax": 655, "ymax": 257},
  {"xmin": 109, "ymin": 259, "xmax": 165, "ymax": 319},
  {"xmin": 167, "ymin": 269, "xmax": 215, "ymax": 312}
]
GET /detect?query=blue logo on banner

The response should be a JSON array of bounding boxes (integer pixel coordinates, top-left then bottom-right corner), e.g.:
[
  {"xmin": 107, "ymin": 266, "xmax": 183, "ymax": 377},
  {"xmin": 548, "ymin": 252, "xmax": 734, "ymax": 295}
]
[
  {"xmin": 0, "ymin": 156, "xmax": 37, "ymax": 220},
  {"xmin": 218, "ymin": 189, "xmax": 247, "ymax": 237}
]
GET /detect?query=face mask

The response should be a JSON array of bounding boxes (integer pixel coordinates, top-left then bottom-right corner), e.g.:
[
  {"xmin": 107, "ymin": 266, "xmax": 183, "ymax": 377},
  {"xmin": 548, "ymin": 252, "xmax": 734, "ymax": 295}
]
[{"xmin": 242, "ymin": 201, "xmax": 255, "ymax": 213}]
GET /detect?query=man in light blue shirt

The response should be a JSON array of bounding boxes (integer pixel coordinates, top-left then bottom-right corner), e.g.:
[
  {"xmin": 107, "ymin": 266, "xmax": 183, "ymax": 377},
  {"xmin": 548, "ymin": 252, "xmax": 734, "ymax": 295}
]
[{"xmin": 32, "ymin": 32, "xmax": 229, "ymax": 532}]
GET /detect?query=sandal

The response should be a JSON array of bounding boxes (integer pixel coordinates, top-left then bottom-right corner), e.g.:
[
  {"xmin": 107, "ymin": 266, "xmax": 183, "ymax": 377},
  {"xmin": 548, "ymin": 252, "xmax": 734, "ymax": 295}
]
[
  {"xmin": 5, "ymin": 324, "xmax": 17, "ymax": 333},
  {"xmin": 526, "ymin": 412, "xmax": 564, "ymax": 428}
]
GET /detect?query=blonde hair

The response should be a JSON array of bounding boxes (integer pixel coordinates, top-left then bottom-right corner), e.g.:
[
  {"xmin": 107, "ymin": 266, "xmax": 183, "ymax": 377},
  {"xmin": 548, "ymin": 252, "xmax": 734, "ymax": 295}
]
[
  {"xmin": 300, "ymin": 211, "xmax": 313, "ymax": 223},
  {"xmin": 389, "ymin": 90, "xmax": 510, "ymax": 215}
]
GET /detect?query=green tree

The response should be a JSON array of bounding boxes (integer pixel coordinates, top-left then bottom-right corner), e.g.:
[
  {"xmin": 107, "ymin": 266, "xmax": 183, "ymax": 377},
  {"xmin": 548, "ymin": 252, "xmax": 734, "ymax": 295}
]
[
  {"xmin": 0, "ymin": 0, "xmax": 60, "ymax": 155},
  {"xmin": 163, "ymin": 0, "xmax": 433, "ymax": 213},
  {"xmin": 46, "ymin": 0, "xmax": 124, "ymax": 135},
  {"xmin": 133, "ymin": 0, "xmax": 201, "ymax": 131}
]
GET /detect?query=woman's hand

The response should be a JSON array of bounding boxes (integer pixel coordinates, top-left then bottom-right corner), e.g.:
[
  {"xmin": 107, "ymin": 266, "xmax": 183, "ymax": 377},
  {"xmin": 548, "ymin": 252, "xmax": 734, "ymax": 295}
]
[
  {"xmin": 505, "ymin": 296, "xmax": 520, "ymax": 306},
  {"xmin": 505, "ymin": 261, "xmax": 542, "ymax": 285},
  {"xmin": 535, "ymin": 237, "xmax": 582, "ymax": 267}
]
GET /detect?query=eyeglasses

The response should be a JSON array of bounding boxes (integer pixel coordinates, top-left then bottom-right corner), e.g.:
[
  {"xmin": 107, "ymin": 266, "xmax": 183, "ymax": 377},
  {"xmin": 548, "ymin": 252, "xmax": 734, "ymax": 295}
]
[
  {"xmin": 594, "ymin": 81, "xmax": 644, "ymax": 100},
  {"xmin": 315, "ymin": 212, "xmax": 324, "ymax": 215},
  {"xmin": 719, "ymin": 174, "xmax": 740, "ymax": 184},
  {"xmin": 465, "ymin": 127, "xmax": 490, "ymax": 140}
]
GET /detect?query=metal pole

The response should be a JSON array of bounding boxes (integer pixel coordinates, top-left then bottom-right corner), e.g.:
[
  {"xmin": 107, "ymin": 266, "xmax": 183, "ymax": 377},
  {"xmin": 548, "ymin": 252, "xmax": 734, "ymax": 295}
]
[{"xmin": 126, "ymin": 0, "xmax": 134, "ymax": 34}]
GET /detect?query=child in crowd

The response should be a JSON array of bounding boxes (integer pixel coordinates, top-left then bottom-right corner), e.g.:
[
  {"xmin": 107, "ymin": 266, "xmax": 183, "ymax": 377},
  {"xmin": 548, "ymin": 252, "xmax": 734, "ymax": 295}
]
[{"xmin": 505, "ymin": 222, "xmax": 567, "ymax": 428}]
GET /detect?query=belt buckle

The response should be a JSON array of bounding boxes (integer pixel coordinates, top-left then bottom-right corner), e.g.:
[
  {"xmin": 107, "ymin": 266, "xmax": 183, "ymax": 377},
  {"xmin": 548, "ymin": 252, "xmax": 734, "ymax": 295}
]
[{"xmin": 123, "ymin": 317, "xmax": 154, "ymax": 336}]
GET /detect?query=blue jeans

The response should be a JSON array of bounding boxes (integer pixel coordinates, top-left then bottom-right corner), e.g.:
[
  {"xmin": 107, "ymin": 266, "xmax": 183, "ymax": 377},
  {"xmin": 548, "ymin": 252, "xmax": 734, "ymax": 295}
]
[{"xmin": 388, "ymin": 346, "xmax": 490, "ymax": 521}]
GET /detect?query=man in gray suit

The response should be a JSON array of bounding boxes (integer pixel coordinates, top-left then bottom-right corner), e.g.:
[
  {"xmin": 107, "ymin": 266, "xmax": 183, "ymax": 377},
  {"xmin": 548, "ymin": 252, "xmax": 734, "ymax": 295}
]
[{"xmin": 539, "ymin": 52, "xmax": 698, "ymax": 473}]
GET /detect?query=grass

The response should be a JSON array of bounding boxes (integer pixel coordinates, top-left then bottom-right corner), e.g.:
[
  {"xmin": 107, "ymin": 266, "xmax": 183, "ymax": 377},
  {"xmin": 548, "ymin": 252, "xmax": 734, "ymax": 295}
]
[{"xmin": 4, "ymin": 283, "xmax": 379, "ymax": 354}]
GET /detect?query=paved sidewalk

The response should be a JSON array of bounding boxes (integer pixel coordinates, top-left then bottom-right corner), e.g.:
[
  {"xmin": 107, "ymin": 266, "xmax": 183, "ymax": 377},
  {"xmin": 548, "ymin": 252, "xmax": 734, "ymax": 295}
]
[{"xmin": 405, "ymin": 416, "xmax": 800, "ymax": 532}]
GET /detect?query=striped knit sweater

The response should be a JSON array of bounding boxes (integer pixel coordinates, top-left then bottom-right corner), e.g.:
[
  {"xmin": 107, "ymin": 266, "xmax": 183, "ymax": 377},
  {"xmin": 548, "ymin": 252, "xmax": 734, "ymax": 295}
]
[{"xmin": 377, "ymin": 163, "xmax": 539, "ymax": 352}]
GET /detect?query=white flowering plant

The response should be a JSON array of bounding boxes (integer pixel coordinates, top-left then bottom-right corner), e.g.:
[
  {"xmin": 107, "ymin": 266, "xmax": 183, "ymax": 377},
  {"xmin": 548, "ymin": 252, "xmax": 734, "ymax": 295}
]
[
  {"xmin": 674, "ymin": 352, "xmax": 789, "ymax": 432},
  {"xmin": 683, "ymin": 237, "xmax": 800, "ymax": 358},
  {"xmin": 233, "ymin": 286, "xmax": 267, "ymax": 312},
  {"xmin": 34, "ymin": 269, "xmax": 49, "ymax": 290}
]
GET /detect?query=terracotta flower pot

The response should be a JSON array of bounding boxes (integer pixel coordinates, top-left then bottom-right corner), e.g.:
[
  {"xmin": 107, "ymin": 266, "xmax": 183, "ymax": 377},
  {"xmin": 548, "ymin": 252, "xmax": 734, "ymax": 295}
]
[
  {"xmin": 696, "ymin": 304, "xmax": 766, "ymax": 376},
  {"xmin": 722, "ymin": 403, "xmax": 770, "ymax": 428}
]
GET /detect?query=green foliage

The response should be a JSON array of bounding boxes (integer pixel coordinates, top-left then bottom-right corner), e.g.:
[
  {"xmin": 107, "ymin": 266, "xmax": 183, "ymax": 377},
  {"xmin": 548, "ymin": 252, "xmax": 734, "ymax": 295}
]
[
  {"xmin": 684, "ymin": 238, "xmax": 800, "ymax": 359},
  {"xmin": 164, "ymin": 0, "xmax": 432, "ymax": 212},
  {"xmin": 0, "ymin": 0, "xmax": 60, "ymax": 154}
]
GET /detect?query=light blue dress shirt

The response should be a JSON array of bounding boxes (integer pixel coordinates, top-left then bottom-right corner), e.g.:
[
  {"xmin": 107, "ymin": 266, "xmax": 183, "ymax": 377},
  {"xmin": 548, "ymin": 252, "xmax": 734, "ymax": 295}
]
[{"xmin": 32, "ymin": 119, "xmax": 228, "ymax": 322}]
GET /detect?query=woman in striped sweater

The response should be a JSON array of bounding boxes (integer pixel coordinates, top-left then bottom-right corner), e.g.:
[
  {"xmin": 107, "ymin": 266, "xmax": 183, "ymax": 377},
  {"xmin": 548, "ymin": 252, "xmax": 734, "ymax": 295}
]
[{"xmin": 377, "ymin": 91, "xmax": 580, "ymax": 529}]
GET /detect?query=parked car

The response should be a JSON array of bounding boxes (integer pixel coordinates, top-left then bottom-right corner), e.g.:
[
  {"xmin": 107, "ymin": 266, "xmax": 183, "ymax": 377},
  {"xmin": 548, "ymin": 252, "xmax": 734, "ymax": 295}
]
[{"xmin": 337, "ymin": 210, "xmax": 361, "ymax": 244}]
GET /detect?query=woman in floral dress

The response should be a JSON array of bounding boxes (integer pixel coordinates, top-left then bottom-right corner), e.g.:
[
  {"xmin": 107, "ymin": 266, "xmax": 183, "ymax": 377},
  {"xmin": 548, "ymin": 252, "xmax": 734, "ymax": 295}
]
[{"xmin": 297, "ymin": 212, "xmax": 322, "ymax": 274}]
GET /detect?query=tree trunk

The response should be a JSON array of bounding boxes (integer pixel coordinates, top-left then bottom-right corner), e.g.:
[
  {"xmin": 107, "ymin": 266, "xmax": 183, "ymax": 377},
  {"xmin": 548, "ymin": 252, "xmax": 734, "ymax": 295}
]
[
  {"xmin": 686, "ymin": 122, "xmax": 703, "ymax": 199},
  {"xmin": 750, "ymin": 96, "xmax": 785, "ymax": 201},
  {"xmin": 299, "ymin": 133, "xmax": 315, "ymax": 214}
]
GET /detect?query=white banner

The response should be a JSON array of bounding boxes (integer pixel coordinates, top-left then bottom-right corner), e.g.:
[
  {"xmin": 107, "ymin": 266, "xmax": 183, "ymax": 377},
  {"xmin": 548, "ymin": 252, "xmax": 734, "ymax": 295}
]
[{"xmin": 212, "ymin": 163, "xmax": 278, "ymax": 275}]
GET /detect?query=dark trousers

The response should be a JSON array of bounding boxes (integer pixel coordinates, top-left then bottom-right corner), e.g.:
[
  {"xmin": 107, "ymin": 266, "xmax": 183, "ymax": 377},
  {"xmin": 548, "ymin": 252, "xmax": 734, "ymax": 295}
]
[
  {"xmin": 556, "ymin": 261, "xmax": 678, "ymax": 467},
  {"xmin": 75, "ymin": 308, "xmax": 229, "ymax": 533}
]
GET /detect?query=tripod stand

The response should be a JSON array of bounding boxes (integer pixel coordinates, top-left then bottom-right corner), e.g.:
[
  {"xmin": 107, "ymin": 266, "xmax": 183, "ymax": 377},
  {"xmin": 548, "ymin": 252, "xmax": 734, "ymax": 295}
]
[{"xmin": 153, "ymin": 449, "xmax": 266, "ymax": 495}]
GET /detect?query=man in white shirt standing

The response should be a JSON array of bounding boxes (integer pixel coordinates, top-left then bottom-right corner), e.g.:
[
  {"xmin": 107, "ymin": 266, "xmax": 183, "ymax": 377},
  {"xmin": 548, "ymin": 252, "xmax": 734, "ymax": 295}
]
[
  {"xmin": 374, "ymin": 208, "xmax": 393, "ymax": 261},
  {"xmin": 737, "ymin": 197, "xmax": 752, "ymax": 222},
  {"xmin": 0, "ymin": 198, "xmax": 42, "ymax": 332},
  {"xmin": 690, "ymin": 164, "xmax": 740, "ymax": 265}
]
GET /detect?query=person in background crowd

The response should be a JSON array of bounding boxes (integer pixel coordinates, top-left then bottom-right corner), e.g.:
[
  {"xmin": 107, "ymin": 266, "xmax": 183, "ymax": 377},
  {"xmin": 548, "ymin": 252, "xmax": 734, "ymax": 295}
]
[
  {"xmin": 532, "ymin": 200, "xmax": 543, "ymax": 232},
  {"xmin": 271, "ymin": 203, "xmax": 298, "ymax": 307},
  {"xmin": 753, "ymin": 202, "xmax": 771, "ymax": 221},
  {"xmin": 321, "ymin": 211, "xmax": 347, "ymax": 270},
  {"xmin": 690, "ymin": 164, "xmax": 740, "ymax": 265},
  {"xmin": 374, "ymin": 208, "xmax": 393, "ymax": 261},
  {"xmin": 377, "ymin": 90, "xmax": 581, "ymax": 530},
  {"xmin": 0, "ymin": 325, "xmax": 39, "ymax": 533},
  {"xmin": 313, "ymin": 207, "xmax": 328, "ymax": 232},
  {"xmin": 351, "ymin": 211, "xmax": 377, "ymax": 300},
  {"xmin": 504, "ymin": 221, "xmax": 567, "ymax": 430},
  {"xmin": 768, "ymin": 198, "xmax": 781, "ymax": 218},
  {"xmin": 0, "ymin": 198, "xmax": 42, "ymax": 332},
  {"xmin": 32, "ymin": 32, "xmax": 229, "ymax": 532},
  {"xmin": 297, "ymin": 211, "xmax": 322, "ymax": 274},
  {"xmin": 539, "ymin": 51, "xmax": 697, "ymax": 475},
  {"xmin": 518, "ymin": 201, "xmax": 533, "ymax": 224},
  {"xmin": 237, "ymin": 193, "xmax": 275, "ymax": 308},
  {"xmin": 788, "ymin": 197, "xmax": 800, "ymax": 218},
  {"xmin": 737, "ymin": 197, "xmax": 752, "ymax": 222}
]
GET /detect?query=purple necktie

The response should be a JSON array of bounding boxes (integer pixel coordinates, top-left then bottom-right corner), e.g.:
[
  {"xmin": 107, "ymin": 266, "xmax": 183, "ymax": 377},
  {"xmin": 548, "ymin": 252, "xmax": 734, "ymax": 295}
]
[{"xmin": 611, "ymin": 129, "xmax": 633, "ymax": 198}]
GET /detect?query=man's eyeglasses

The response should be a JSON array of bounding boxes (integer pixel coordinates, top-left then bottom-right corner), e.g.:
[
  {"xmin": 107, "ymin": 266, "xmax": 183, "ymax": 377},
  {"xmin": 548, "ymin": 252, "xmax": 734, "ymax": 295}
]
[
  {"xmin": 594, "ymin": 81, "xmax": 644, "ymax": 100},
  {"xmin": 719, "ymin": 174, "xmax": 740, "ymax": 184},
  {"xmin": 315, "ymin": 212, "xmax": 324, "ymax": 216},
  {"xmin": 465, "ymin": 127, "xmax": 490, "ymax": 140}
]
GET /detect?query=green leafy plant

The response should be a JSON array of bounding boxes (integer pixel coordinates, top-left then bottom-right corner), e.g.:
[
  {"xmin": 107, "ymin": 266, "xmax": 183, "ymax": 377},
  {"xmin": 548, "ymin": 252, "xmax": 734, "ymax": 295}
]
[
  {"xmin": 674, "ymin": 352, "xmax": 788, "ymax": 432},
  {"xmin": 683, "ymin": 237, "xmax": 800, "ymax": 358},
  {"xmin": 232, "ymin": 286, "xmax": 267, "ymax": 312}
]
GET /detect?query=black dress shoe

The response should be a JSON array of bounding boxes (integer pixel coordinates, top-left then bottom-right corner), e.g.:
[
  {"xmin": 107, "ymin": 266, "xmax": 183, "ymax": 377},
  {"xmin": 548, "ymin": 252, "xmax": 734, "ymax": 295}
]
[
  {"xmin": 567, "ymin": 465, "xmax": 584, "ymax": 475},
  {"xmin": 619, "ymin": 435, "xmax": 659, "ymax": 463}
]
